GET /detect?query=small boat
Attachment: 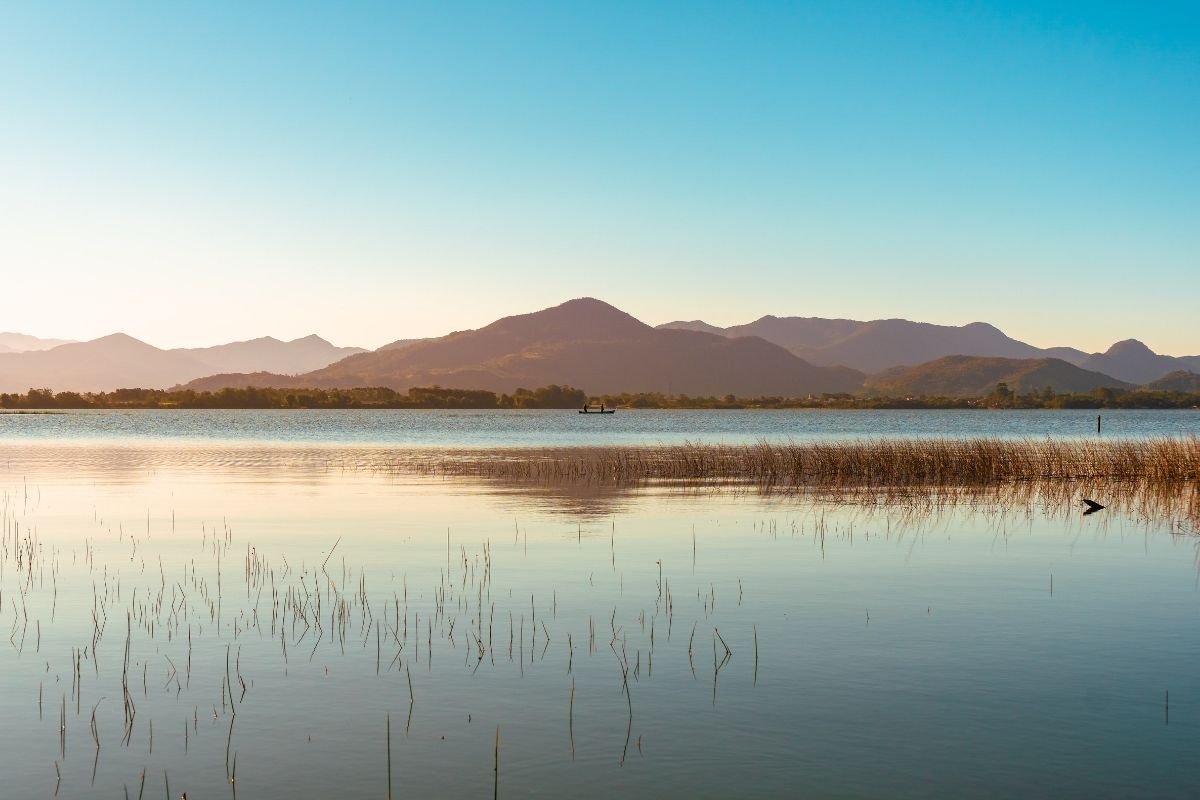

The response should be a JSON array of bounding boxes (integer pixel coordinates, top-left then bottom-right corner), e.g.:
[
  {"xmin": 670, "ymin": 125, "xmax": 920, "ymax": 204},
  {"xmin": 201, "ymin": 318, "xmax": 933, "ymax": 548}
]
[{"xmin": 579, "ymin": 404, "xmax": 614, "ymax": 414}]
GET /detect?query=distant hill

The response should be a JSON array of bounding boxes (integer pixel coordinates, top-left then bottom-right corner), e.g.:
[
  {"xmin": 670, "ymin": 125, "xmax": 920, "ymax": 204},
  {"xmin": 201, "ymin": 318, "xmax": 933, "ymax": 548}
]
[
  {"xmin": 0, "ymin": 333, "xmax": 364, "ymax": 393},
  {"xmin": 1040, "ymin": 346, "xmax": 1093, "ymax": 363},
  {"xmin": 658, "ymin": 316, "xmax": 1200, "ymax": 383},
  {"xmin": 1079, "ymin": 340, "xmax": 1200, "ymax": 385},
  {"xmin": 865, "ymin": 356, "xmax": 1132, "ymax": 397},
  {"xmin": 0, "ymin": 334, "xmax": 214, "ymax": 392},
  {"xmin": 0, "ymin": 332, "xmax": 75, "ymax": 352},
  {"xmin": 659, "ymin": 316, "xmax": 1090, "ymax": 372},
  {"xmin": 377, "ymin": 338, "xmax": 428, "ymax": 352},
  {"xmin": 657, "ymin": 320, "xmax": 726, "ymax": 336},
  {"xmin": 176, "ymin": 335, "xmax": 365, "ymax": 375},
  {"xmin": 183, "ymin": 298, "xmax": 866, "ymax": 396},
  {"xmin": 176, "ymin": 371, "xmax": 298, "ymax": 391},
  {"xmin": 724, "ymin": 316, "xmax": 865, "ymax": 356},
  {"xmin": 1143, "ymin": 370, "xmax": 1200, "ymax": 393}
]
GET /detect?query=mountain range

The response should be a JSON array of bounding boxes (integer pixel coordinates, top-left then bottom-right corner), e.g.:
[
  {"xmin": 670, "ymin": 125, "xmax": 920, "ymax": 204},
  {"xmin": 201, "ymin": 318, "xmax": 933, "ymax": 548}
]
[
  {"xmin": 0, "ymin": 334, "xmax": 364, "ymax": 393},
  {"xmin": 182, "ymin": 299, "xmax": 866, "ymax": 396},
  {"xmin": 658, "ymin": 317, "xmax": 1199, "ymax": 383},
  {"xmin": 2, "ymin": 299, "xmax": 1196, "ymax": 396}
]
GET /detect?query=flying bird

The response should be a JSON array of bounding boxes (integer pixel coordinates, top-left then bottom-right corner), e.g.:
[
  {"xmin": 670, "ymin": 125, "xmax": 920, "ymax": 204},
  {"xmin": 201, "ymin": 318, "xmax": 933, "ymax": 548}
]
[{"xmin": 1082, "ymin": 498, "xmax": 1105, "ymax": 515}]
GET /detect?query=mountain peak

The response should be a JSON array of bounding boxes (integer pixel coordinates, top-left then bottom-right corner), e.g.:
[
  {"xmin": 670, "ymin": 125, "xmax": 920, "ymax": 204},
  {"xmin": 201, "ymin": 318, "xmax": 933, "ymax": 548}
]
[
  {"xmin": 482, "ymin": 297, "xmax": 651, "ymax": 340},
  {"xmin": 560, "ymin": 297, "xmax": 609, "ymax": 309},
  {"xmin": 90, "ymin": 332, "xmax": 154, "ymax": 348},
  {"xmin": 555, "ymin": 297, "xmax": 643, "ymax": 321},
  {"xmin": 1105, "ymin": 339, "xmax": 1154, "ymax": 356},
  {"xmin": 1079, "ymin": 338, "xmax": 1187, "ymax": 384}
]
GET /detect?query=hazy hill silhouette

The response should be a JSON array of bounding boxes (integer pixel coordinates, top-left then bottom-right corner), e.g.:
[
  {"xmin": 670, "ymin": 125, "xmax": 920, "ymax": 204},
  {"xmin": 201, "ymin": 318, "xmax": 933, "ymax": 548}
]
[
  {"xmin": 1079, "ymin": 340, "xmax": 1200, "ymax": 385},
  {"xmin": 177, "ymin": 335, "xmax": 365, "ymax": 375},
  {"xmin": 659, "ymin": 316, "xmax": 1199, "ymax": 383},
  {"xmin": 660, "ymin": 316, "xmax": 1090, "ymax": 372},
  {"xmin": 183, "ymin": 298, "xmax": 866, "ymax": 396},
  {"xmin": 0, "ymin": 334, "xmax": 214, "ymax": 392},
  {"xmin": 0, "ymin": 332, "xmax": 75, "ymax": 352},
  {"xmin": 865, "ymin": 355, "xmax": 1132, "ymax": 397},
  {"xmin": 0, "ymin": 333, "xmax": 364, "ymax": 393}
]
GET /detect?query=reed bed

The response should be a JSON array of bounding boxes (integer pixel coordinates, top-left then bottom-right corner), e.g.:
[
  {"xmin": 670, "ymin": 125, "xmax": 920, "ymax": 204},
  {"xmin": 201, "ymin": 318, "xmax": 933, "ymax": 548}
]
[{"xmin": 408, "ymin": 436, "xmax": 1200, "ymax": 488}]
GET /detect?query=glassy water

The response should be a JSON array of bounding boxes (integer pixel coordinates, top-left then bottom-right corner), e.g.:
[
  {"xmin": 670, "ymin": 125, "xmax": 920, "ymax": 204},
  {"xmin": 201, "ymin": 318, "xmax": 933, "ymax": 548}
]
[
  {"xmin": 0, "ymin": 407, "xmax": 1197, "ymax": 447},
  {"xmin": 0, "ymin": 442, "xmax": 1196, "ymax": 798}
]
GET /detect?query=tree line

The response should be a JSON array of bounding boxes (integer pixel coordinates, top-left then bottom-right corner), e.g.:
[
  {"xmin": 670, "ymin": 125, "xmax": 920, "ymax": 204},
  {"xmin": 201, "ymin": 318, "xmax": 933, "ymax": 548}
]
[
  {"xmin": 0, "ymin": 384, "xmax": 587, "ymax": 410},
  {"xmin": 1, "ymin": 383, "xmax": 1196, "ymax": 411},
  {"xmin": 592, "ymin": 385, "xmax": 1200, "ymax": 409}
]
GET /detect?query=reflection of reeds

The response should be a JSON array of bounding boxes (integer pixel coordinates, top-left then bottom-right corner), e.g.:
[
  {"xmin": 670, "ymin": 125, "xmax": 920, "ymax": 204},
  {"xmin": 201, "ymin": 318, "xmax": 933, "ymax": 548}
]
[
  {"xmin": 800, "ymin": 478, "xmax": 1200, "ymax": 531},
  {"xmin": 395, "ymin": 437, "xmax": 1200, "ymax": 528}
]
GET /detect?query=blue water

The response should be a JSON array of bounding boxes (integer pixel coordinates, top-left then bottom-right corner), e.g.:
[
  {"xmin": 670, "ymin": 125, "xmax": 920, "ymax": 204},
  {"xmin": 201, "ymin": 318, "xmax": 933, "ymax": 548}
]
[
  {"xmin": 0, "ymin": 453, "xmax": 1197, "ymax": 798},
  {"xmin": 0, "ymin": 408, "xmax": 1195, "ymax": 447}
]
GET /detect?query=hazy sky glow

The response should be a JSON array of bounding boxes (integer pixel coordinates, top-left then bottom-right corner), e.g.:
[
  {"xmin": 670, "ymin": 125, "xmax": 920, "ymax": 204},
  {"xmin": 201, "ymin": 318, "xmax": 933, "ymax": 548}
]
[{"xmin": 1, "ymin": 1, "xmax": 1197, "ymax": 353}]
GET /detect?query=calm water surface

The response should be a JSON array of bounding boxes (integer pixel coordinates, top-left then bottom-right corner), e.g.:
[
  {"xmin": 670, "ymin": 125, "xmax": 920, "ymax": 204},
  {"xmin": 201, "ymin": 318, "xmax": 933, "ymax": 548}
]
[
  {"xmin": 0, "ymin": 440, "xmax": 1196, "ymax": 798},
  {"xmin": 0, "ymin": 407, "xmax": 1197, "ymax": 446}
]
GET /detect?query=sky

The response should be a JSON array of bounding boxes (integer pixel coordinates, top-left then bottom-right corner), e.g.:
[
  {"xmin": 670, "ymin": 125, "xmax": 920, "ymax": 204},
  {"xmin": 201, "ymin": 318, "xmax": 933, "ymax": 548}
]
[{"xmin": 1, "ymin": 1, "xmax": 1197, "ymax": 354}]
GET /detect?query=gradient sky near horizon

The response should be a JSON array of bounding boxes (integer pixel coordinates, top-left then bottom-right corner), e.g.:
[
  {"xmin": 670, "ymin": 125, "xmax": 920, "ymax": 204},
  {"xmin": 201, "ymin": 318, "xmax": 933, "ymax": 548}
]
[{"xmin": 1, "ymin": 1, "xmax": 1197, "ymax": 354}]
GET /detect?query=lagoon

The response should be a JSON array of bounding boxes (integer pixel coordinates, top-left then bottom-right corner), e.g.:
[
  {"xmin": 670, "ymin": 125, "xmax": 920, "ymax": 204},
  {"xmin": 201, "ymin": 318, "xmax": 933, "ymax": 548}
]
[{"xmin": 0, "ymin": 421, "xmax": 1196, "ymax": 797}]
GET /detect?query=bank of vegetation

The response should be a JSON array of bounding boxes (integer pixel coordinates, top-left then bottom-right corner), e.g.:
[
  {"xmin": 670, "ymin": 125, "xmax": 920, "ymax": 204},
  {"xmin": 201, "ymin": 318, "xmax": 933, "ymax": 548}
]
[
  {"xmin": 0, "ymin": 384, "xmax": 587, "ymax": 409},
  {"xmin": 593, "ymin": 386, "xmax": 1200, "ymax": 410},
  {"xmin": 0, "ymin": 383, "xmax": 1197, "ymax": 411}
]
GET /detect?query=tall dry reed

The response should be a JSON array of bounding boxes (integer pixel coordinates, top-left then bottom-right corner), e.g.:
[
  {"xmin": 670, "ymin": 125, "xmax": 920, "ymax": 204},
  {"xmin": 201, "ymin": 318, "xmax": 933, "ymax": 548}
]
[{"xmin": 406, "ymin": 436, "xmax": 1200, "ymax": 487}]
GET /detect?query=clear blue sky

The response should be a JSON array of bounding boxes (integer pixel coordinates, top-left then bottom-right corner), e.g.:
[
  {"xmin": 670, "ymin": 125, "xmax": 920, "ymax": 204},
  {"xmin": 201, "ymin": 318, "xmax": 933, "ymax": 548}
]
[{"xmin": 1, "ymin": 1, "xmax": 1196, "ymax": 354}]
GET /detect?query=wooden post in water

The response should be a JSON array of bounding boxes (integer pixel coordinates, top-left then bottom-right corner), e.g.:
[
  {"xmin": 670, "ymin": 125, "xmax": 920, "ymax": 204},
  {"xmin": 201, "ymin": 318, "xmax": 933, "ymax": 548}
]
[{"xmin": 1097, "ymin": 415, "xmax": 1101, "ymax": 434}]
